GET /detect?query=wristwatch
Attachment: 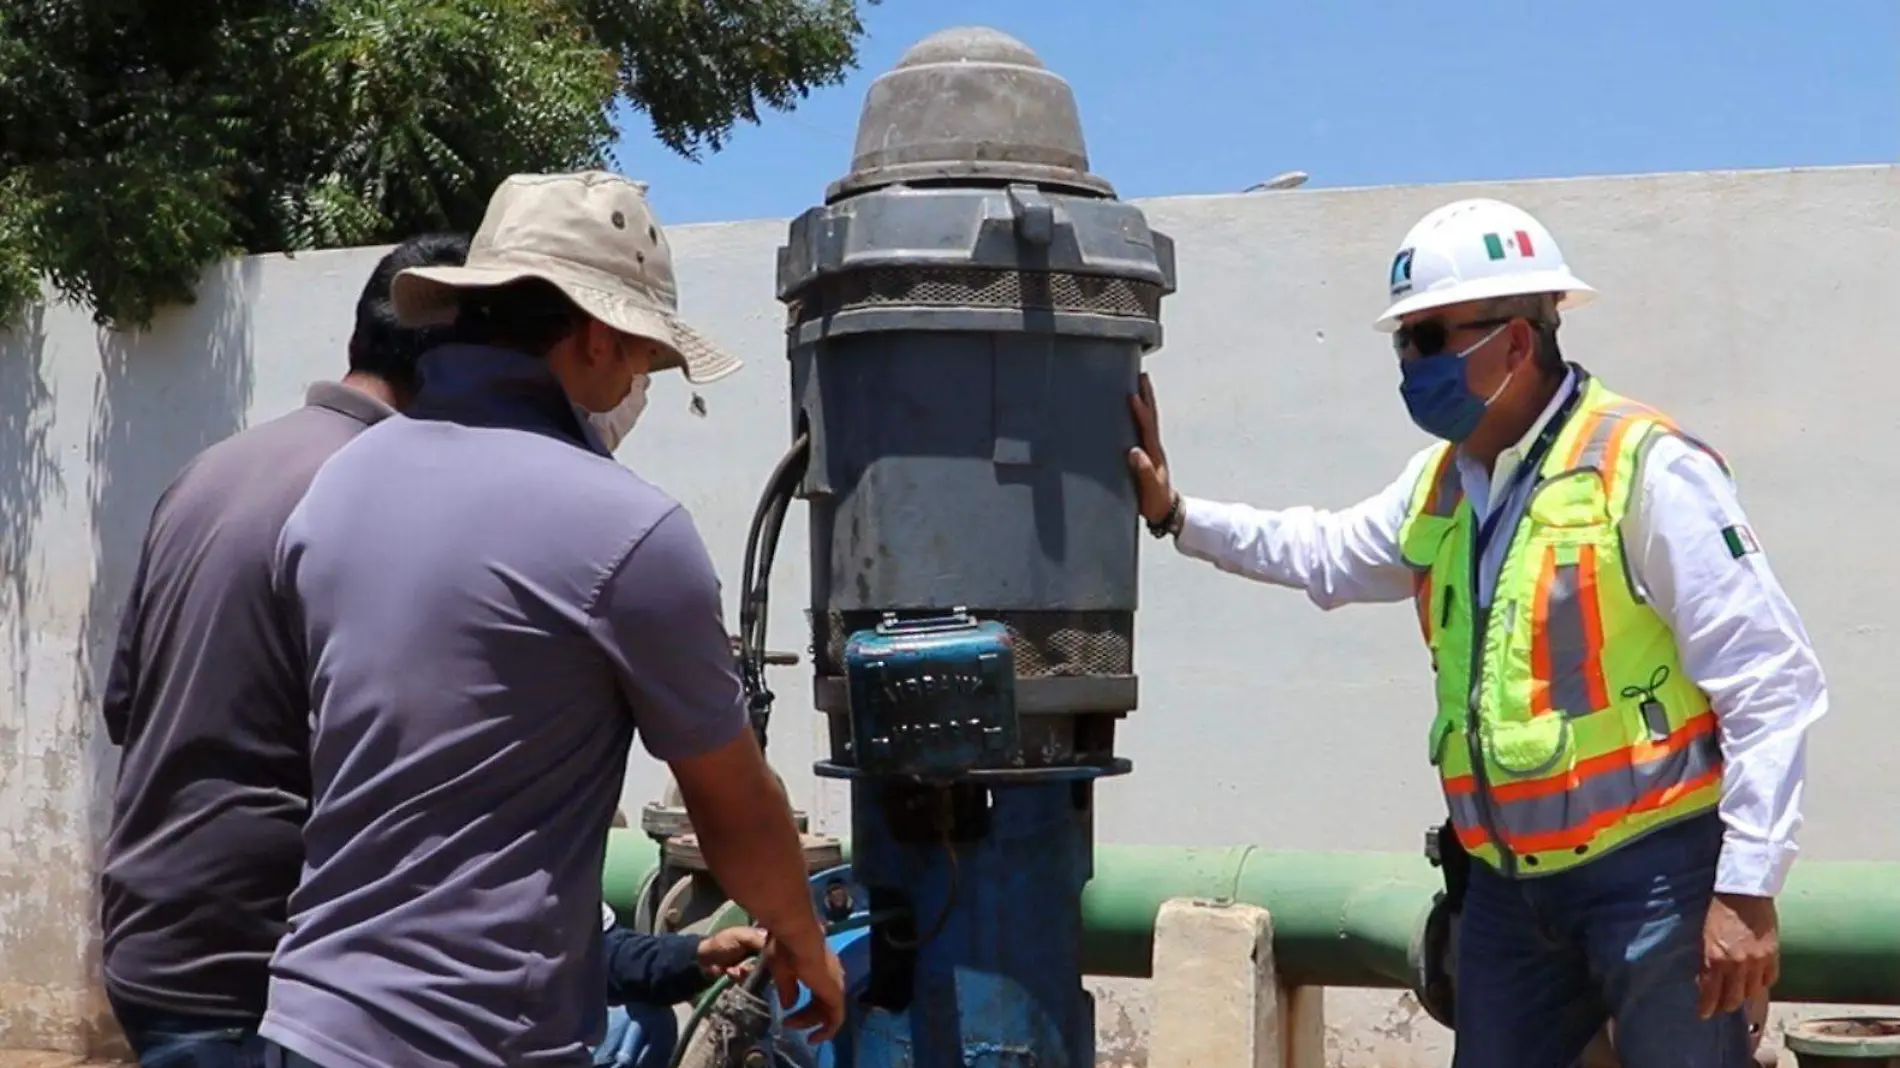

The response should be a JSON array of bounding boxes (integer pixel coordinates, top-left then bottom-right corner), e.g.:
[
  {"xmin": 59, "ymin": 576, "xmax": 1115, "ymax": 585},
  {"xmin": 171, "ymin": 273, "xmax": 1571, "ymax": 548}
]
[{"xmin": 1147, "ymin": 492, "xmax": 1185, "ymax": 539}]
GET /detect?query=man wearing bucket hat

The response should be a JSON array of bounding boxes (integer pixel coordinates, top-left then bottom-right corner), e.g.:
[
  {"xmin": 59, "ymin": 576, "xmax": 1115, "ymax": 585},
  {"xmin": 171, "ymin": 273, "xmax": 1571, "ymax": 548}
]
[
  {"xmin": 1126, "ymin": 198, "xmax": 1825, "ymax": 1067},
  {"xmin": 260, "ymin": 171, "xmax": 844, "ymax": 1068}
]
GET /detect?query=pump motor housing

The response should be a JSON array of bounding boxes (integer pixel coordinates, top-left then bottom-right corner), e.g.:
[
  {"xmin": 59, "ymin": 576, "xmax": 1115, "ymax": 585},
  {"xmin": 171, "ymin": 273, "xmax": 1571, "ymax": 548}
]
[{"xmin": 779, "ymin": 182, "xmax": 1174, "ymax": 779}]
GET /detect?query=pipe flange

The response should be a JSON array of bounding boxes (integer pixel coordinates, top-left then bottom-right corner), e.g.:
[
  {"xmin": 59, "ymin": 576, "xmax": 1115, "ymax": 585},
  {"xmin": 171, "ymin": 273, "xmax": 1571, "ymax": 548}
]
[
  {"xmin": 643, "ymin": 778, "xmax": 811, "ymax": 841},
  {"xmin": 627, "ymin": 866, "xmax": 665, "ymax": 935},
  {"xmin": 663, "ymin": 832, "xmax": 844, "ymax": 875},
  {"xmin": 662, "ymin": 834, "xmax": 713, "ymax": 872},
  {"xmin": 800, "ymin": 834, "xmax": 847, "ymax": 873},
  {"xmin": 640, "ymin": 800, "xmax": 693, "ymax": 842},
  {"xmin": 652, "ymin": 873, "xmax": 702, "ymax": 934},
  {"xmin": 1785, "ymin": 1017, "xmax": 1900, "ymax": 1064}
]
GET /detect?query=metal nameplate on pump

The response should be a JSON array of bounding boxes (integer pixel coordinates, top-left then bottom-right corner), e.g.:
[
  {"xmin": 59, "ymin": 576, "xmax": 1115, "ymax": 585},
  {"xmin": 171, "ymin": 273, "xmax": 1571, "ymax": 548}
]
[{"xmin": 841, "ymin": 609, "xmax": 1021, "ymax": 777}]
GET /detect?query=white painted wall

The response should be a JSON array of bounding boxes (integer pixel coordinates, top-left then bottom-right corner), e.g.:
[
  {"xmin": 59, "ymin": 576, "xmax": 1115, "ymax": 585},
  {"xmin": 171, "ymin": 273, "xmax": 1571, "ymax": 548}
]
[{"xmin": 3, "ymin": 164, "xmax": 1894, "ymax": 1062}]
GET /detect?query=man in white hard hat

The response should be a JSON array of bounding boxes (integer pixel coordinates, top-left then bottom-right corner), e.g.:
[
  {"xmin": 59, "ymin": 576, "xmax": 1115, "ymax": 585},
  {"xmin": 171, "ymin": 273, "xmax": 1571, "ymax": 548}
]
[
  {"xmin": 259, "ymin": 171, "xmax": 845, "ymax": 1068},
  {"xmin": 1125, "ymin": 197, "xmax": 1825, "ymax": 1068}
]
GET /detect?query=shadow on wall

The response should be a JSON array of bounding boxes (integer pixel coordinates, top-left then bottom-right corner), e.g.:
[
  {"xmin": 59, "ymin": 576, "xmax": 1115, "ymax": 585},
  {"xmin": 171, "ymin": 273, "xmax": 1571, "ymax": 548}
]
[
  {"xmin": 78, "ymin": 259, "xmax": 258, "ymax": 846},
  {"xmin": 0, "ymin": 303, "xmax": 61, "ymax": 735}
]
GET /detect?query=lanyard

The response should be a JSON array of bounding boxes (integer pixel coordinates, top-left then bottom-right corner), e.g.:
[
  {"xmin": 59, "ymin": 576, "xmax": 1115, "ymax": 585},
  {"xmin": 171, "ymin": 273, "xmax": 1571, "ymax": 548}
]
[{"xmin": 1472, "ymin": 376, "xmax": 1587, "ymax": 562}]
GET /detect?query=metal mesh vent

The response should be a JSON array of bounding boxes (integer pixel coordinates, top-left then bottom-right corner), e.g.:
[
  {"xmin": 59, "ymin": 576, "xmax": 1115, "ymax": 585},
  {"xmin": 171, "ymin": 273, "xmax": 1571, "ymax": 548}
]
[
  {"xmin": 813, "ymin": 610, "xmax": 1132, "ymax": 678},
  {"xmin": 788, "ymin": 266, "xmax": 1163, "ymax": 324}
]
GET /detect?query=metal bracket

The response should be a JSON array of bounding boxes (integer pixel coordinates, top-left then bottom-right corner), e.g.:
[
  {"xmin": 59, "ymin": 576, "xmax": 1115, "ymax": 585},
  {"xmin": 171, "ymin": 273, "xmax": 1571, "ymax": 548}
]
[{"xmin": 1007, "ymin": 183, "xmax": 1056, "ymax": 247}]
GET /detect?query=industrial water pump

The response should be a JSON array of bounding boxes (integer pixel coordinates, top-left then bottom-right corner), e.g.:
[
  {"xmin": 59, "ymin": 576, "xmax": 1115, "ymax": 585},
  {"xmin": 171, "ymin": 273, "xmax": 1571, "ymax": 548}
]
[
  {"xmin": 774, "ymin": 24, "xmax": 1175, "ymax": 1067},
  {"xmin": 637, "ymin": 23, "xmax": 1177, "ymax": 1068}
]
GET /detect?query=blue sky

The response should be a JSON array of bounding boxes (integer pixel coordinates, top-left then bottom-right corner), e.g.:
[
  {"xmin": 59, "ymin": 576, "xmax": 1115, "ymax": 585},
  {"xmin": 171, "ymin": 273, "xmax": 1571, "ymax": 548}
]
[{"xmin": 612, "ymin": 0, "xmax": 1897, "ymax": 225}]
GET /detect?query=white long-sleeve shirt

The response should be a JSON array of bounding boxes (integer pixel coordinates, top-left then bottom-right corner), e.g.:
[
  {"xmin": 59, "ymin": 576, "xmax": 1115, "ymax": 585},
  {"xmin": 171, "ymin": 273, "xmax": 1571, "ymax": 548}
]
[{"xmin": 1175, "ymin": 371, "xmax": 1826, "ymax": 897}]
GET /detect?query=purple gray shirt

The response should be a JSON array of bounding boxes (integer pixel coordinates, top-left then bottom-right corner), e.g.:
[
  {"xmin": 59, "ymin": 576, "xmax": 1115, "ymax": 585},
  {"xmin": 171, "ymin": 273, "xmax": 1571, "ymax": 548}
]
[
  {"xmin": 101, "ymin": 381, "xmax": 394, "ymax": 1020},
  {"xmin": 261, "ymin": 345, "xmax": 747, "ymax": 1068}
]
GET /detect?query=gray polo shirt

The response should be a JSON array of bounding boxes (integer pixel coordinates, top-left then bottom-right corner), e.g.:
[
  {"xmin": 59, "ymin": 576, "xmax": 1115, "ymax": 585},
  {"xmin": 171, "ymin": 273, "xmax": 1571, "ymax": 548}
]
[
  {"xmin": 101, "ymin": 382, "xmax": 394, "ymax": 1019},
  {"xmin": 261, "ymin": 345, "xmax": 746, "ymax": 1068}
]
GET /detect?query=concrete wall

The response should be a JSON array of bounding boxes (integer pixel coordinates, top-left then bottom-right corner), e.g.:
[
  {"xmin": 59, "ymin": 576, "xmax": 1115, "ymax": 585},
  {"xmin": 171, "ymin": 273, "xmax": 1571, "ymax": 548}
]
[{"xmin": 3, "ymin": 164, "xmax": 1895, "ymax": 1063}]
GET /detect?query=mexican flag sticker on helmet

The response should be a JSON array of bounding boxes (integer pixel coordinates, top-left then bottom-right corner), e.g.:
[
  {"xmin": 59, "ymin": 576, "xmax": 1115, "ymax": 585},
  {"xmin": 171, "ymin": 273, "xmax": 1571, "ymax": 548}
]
[{"xmin": 1482, "ymin": 230, "xmax": 1535, "ymax": 260}]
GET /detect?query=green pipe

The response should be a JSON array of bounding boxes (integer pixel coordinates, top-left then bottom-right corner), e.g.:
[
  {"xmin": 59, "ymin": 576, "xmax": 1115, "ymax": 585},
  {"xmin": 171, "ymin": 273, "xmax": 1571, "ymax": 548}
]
[
  {"xmin": 1776, "ymin": 862, "xmax": 1900, "ymax": 1006},
  {"xmin": 1079, "ymin": 846, "xmax": 1439, "ymax": 988},
  {"xmin": 603, "ymin": 828, "xmax": 662, "ymax": 913},
  {"xmin": 602, "ymin": 832, "xmax": 1900, "ymax": 1004}
]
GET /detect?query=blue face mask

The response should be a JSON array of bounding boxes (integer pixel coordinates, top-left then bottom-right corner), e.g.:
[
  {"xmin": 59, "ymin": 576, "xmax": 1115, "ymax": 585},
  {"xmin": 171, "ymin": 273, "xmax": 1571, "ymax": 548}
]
[{"xmin": 1398, "ymin": 323, "xmax": 1512, "ymax": 442}]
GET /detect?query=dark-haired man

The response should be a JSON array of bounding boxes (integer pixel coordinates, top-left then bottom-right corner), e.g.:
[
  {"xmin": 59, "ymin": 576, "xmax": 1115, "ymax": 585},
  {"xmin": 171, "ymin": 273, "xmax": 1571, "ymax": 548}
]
[
  {"xmin": 261, "ymin": 171, "xmax": 844, "ymax": 1068},
  {"xmin": 100, "ymin": 232, "xmax": 471, "ymax": 1067}
]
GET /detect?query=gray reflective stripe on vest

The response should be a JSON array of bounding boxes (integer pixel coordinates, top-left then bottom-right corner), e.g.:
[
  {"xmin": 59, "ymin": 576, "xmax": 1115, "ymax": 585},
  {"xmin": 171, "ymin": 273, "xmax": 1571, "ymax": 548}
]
[
  {"xmin": 1445, "ymin": 790, "xmax": 1487, "ymax": 838},
  {"xmin": 1539, "ymin": 558, "xmax": 1600, "ymax": 717},
  {"xmin": 1444, "ymin": 726, "xmax": 1721, "ymax": 843},
  {"xmin": 1532, "ymin": 400, "xmax": 1653, "ymax": 693}
]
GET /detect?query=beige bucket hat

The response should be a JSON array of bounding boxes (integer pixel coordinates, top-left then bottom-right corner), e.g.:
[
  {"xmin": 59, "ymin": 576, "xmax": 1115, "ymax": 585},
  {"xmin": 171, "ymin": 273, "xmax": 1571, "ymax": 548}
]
[{"xmin": 390, "ymin": 171, "xmax": 741, "ymax": 384}]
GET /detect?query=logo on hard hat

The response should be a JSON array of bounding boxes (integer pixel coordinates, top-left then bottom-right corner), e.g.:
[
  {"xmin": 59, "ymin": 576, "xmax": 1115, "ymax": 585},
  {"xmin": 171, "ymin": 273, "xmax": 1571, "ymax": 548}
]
[
  {"xmin": 1482, "ymin": 230, "xmax": 1535, "ymax": 261},
  {"xmin": 1389, "ymin": 248, "xmax": 1415, "ymax": 296}
]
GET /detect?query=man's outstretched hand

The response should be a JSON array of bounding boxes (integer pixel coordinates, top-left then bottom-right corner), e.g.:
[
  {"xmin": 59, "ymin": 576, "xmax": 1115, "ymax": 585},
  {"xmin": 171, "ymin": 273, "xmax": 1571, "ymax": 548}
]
[{"xmin": 1127, "ymin": 373, "xmax": 1176, "ymax": 524}]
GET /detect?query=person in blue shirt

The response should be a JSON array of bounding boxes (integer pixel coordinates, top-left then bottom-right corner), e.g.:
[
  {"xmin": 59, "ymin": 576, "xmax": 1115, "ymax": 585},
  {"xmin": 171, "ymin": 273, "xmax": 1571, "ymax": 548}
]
[{"xmin": 593, "ymin": 902, "xmax": 766, "ymax": 1068}]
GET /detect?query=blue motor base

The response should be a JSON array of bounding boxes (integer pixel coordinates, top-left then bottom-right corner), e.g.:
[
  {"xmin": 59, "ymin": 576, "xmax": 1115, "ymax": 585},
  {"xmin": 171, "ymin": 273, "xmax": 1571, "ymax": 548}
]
[{"xmin": 846, "ymin": 778, "xmax": 1093, "ymax": 1068}]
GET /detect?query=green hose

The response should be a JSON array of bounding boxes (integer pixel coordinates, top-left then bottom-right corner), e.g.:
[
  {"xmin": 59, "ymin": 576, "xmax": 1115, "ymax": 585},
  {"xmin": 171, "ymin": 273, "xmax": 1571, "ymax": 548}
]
[
  {"xmin": 666, "ymin": 908, "xmax": 904, "ymax": 1068},
  {"xmin": 665, "ymin": 965, "xmax": 755, "ymax": 1068}
]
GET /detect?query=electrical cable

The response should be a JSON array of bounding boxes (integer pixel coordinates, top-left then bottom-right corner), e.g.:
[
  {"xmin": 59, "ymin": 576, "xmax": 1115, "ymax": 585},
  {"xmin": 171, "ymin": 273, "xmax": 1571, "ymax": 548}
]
[
  {"xmin": 880, "ymin": 838, "xmax": 959, "ymax": 952},
  {"xmin": 736, "ymin": 433, "xmax": 810, "ymax": 750}
]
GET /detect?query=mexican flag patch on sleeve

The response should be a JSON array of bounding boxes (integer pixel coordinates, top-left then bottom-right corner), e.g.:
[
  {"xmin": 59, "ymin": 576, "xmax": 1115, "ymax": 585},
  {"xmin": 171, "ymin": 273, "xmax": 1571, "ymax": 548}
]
[{"xmin": 1722, "ymin": 524, "xmax": 1761, "ymax": 559}]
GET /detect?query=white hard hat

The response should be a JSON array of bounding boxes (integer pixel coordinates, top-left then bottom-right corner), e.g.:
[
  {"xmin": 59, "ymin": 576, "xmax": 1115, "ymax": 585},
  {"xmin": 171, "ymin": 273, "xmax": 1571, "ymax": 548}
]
[{"xmin": 1374, "ymin": 198, "xmax": 1596, "ymax": 333}]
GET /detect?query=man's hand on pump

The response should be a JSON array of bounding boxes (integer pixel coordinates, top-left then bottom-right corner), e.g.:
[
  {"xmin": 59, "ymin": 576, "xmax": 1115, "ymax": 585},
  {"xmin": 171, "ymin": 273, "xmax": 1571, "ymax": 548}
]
[
  {"xmin": 768, "ymin": 921, "xmax": 848, "ymax": 1041},
  {"xmin": 1126, "ymin": 373, "xmax": 1179, "ymax": 527},
  {"xmin": 670, "ymin": 731, "xmax": 846, "ymax": 1043}
]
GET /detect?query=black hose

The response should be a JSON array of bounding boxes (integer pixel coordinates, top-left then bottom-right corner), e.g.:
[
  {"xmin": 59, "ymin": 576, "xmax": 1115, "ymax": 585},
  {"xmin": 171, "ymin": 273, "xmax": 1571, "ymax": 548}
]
[
  {"xmin": 881, "ymin": 829, "xmax": 960, "ymax": 952},
  {"xmin": 737, "ymin": 433, "xmax": 810, "ymax": 749}
]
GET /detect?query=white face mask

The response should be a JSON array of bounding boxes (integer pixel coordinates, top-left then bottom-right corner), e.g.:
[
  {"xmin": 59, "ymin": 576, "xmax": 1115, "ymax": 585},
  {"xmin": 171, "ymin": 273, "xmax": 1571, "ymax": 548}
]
[{"xmin": 587, "ymin": 373, "xmax": 649, "ymax": 453}]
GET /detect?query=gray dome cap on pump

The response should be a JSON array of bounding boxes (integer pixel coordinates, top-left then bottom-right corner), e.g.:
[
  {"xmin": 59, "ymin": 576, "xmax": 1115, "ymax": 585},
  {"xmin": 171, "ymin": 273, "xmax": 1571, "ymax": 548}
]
[{"xmin": 826, "ymin": 26, "xmax": 1115, "ymax": 202}]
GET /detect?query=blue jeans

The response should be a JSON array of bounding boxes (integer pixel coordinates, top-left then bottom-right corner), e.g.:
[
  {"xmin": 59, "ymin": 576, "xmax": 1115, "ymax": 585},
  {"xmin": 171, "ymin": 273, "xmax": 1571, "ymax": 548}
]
[
  {"xmin": 108, "ymin": 995, "xmax": 265, "ymax": 1068},
  {"xmin": 1452, "ymin": 813, "xmax": 1750, "ymax": 1068}
]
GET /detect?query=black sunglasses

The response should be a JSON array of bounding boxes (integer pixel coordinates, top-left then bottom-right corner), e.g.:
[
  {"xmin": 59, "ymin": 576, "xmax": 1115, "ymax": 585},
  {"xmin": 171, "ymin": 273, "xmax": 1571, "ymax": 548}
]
[{"xmin": 1394, "ymin": 316, "xmax": 1515, "ymax": 358}]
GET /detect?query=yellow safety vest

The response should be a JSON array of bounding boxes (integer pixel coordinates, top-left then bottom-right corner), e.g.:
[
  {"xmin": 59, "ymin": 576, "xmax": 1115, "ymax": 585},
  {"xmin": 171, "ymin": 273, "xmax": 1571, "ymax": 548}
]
[{"xmin": 1398, "ymin": 372, "xmax": 1725, "ymax": 877}]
